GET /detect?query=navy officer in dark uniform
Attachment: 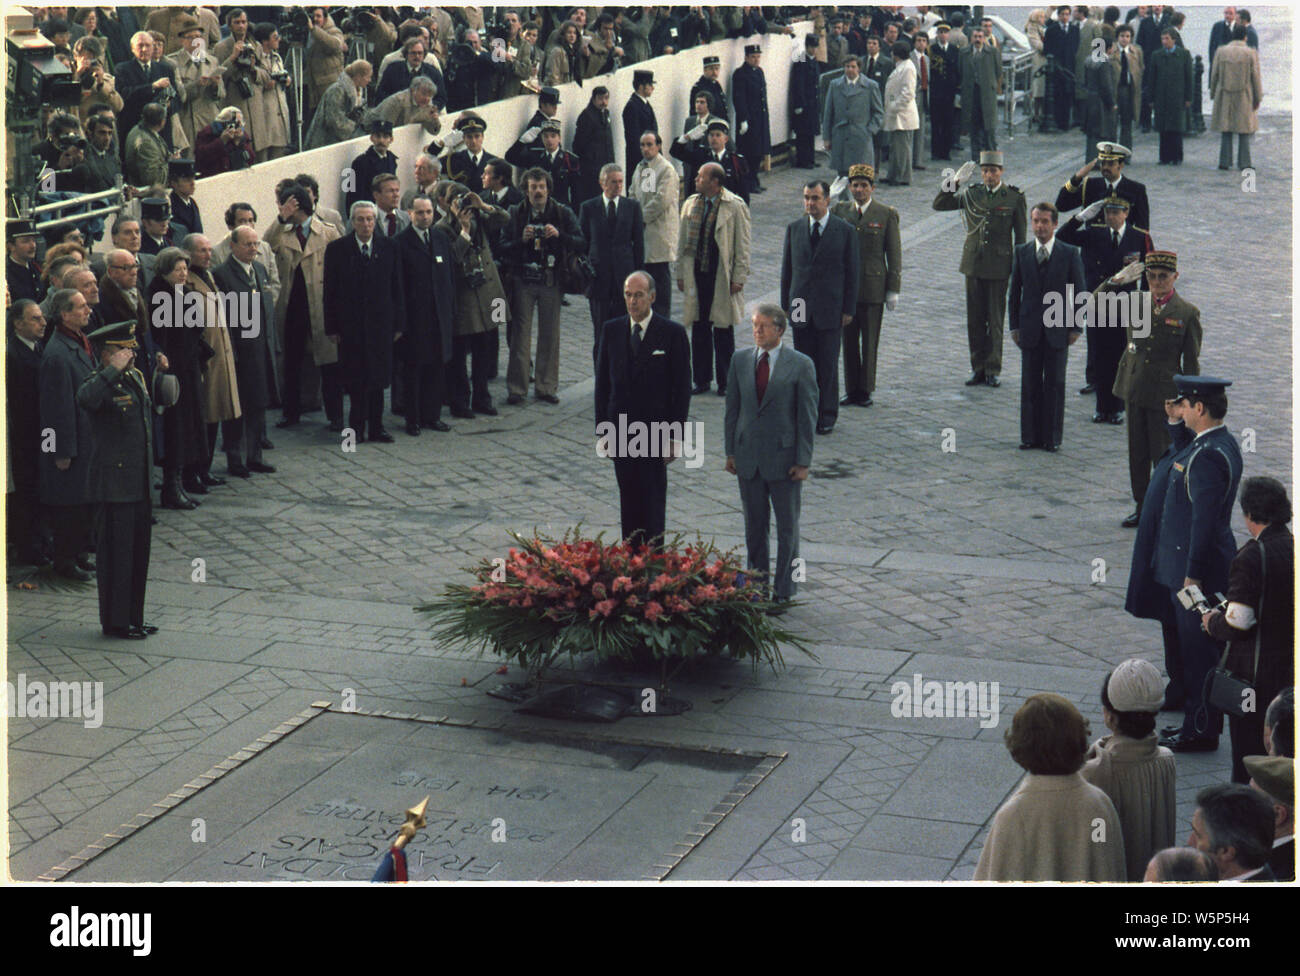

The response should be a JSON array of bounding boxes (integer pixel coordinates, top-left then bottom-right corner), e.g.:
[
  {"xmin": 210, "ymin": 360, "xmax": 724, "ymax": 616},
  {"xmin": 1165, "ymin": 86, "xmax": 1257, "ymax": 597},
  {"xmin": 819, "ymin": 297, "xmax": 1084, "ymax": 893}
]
[
  {"xmin": 442, "ymin": 113, "xmax": 497, "ymax": 195},
  {"xmin": 505, "ymin": 118, "xmax": 582, "ymax": 213},
  {"xmin": 1153, "ymin": 375, "xmax": 1243, "ymax": 753},
  {"xmin": 76, "ymin": 320, "xmax": 158, "ymax": 640},
  {"xmin": 6, "ymin": 219, "xmax": 44, "ymax": 303},
  {"xmin": 670, "ymin": 119, "xmax": 750, "ymax": 205},
  {"xmin": 689, "ymin": 55, "xmax": 726, "ymax": 120},
  {"xmin": 731, "ymin": 43, "xmax": 770, "ymax": 194}
]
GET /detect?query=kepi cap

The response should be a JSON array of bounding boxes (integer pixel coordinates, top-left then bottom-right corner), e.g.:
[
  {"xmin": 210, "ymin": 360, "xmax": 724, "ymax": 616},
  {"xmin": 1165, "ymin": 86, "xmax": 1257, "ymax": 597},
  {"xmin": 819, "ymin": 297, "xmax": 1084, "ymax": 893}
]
[
  {"xmin": 848, "ymin": 163, "xmax": 875, "ymax": 182},
  {"xmin": 539, "ymin": 86, "xmax": 561, "ymax": 104},
  {"xmin": 168, "ymin": 158, "xmax": 195, "ymax": 180},
  {"xmin": 979, "ymin": 150, "xmax": 1004, "ymax": 167},
  {"xmin": 539, "ymin": 118, "xmax": 562, "ymax": 134},
  {"xmin": 140, "ymin": 197, "xmax": 171, "ymax": 221},
  {"xmin": 369, "ymin": 118, "xmax": 394, "ymax": 136},
  {"xmin": 1144, "ymin": 250, "xmax": 1177, "ymax": 272},
  {"xmin": 86, "ymin": 319, "xmax": 138, "ymax": 350},
  {"xmin": 1102, "ymin": 194, "xmax": 1131, "ymax": 210},
  {"xmin": 702, "ymin": 55, "xmax": 720, "ymax": 67},
  {"xmin": 705, "ymin": 119, "xmax": 729, "ymax": 134},
  {"xmin": 6, "ymin": 218, "xmax": 39, "ymax": 242},
  {"xmin": 744, "ymin": 43, "xmax": 761, "ymax": 55},
  {"xmin": 633, "ymin": 69, "xmax": 655, "ymax": 86}
]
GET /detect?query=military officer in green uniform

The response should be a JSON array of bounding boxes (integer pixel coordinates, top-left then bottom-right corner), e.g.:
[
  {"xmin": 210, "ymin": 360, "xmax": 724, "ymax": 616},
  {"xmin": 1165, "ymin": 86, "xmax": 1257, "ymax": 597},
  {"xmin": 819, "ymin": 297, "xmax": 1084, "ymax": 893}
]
[
  {"xmin": 932, "ymin": 150, "xmax": 1026, "ymax": 388},
  {"xmin": 833, "ymin": 163, "xmax": 902, "ymax": 406},
  {"xmin": 76, "ymin": 320, "xmax": 158, "ymax": 640},
  {"xmin": 1110, "ymin": 250, "xmax": 1201, "ymax": 527}
]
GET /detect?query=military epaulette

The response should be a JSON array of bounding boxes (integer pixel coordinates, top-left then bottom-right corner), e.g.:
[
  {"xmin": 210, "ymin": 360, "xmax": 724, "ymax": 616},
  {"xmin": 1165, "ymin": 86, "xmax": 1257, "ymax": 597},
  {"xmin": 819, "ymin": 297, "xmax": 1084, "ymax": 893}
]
[{"xmin": 1007, "ymin": 185, "xmax": 1022, "ymax": 194}]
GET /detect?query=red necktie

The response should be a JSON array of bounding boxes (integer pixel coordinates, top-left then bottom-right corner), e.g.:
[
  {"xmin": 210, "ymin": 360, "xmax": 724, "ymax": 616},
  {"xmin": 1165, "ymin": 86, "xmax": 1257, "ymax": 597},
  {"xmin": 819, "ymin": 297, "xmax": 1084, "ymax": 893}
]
[
  {"xmin": 921, "ymin": 56, "xmax": 928, "ymax": 89},
  {"xmin": 387, "ymin": 213, "xmax": 397, "ymax": 237},
  {"xmin": 756, "ymin": 350, "xmax": 769, "ymax": 402},
  {"xmin": 295, "ymin": 224, "xmax": 307, "ymax": 249}
]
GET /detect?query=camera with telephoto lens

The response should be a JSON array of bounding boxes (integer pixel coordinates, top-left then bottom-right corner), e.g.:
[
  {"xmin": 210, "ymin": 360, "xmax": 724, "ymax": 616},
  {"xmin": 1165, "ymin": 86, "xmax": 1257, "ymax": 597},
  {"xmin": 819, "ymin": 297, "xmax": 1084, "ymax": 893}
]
[
  {"xmin": 78, "ymin": 60, "xmax": 100, "ymax": 89},
  {"xmin": 465, "ymin": 266, "xmax": 487, "ymax": 289},
  {"xmin": 277, "ymin": 8, "xmax": 311, "ymax": 44},
  {"xmin": 340, "ymin": 7, "xmax": 377, "ymax": 35},
  {"xmin": 56, "ymin": 133, "xmax": 87, "ymax": 151}
]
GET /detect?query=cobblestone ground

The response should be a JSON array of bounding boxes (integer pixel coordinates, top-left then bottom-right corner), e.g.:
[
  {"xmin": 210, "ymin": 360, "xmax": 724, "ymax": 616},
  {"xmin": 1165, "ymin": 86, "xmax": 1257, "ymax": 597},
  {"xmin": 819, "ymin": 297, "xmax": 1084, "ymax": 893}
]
[{"xmin": 6, "ymin": 24, "xmax": 1292, "ymax": 880}]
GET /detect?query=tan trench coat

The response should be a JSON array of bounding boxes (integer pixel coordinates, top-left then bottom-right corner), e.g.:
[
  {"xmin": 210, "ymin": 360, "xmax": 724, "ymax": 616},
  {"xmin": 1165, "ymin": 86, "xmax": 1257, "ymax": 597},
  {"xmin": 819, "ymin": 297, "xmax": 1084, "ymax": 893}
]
[
  {"xmin": 168, "ymin": 48, "xmax": 225, "ymax": 152},
  {"xmin": 185, "ymin": 270, "xmax": 242, "ymax": 423},
  {"xmin": 630, "ymin": 152, "xmax": 679, "ymax": 265},
  {"xmin": 265, "ymin": 216, "xmax": 341, "ymax": 366},
  {"xmin": 1210, "ymin": 41, "xmax": 1262, "ymax": 134},
  {"xmin": 675, "ymin": 189, "xmax": 750, "ymax": 328}
]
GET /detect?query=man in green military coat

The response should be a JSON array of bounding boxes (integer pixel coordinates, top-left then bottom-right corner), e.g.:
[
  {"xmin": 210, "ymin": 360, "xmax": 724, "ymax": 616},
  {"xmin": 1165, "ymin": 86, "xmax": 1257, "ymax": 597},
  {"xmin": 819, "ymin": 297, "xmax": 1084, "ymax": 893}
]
[
  {"xmin": 933, "ymin": 150, "xmax": 1026, "ymax": 388},
  {"xmin": 1110, "ymin": 250, "xmax": 1201, "ymax": 526},
  {"xmin": 1149, "ymin": 28, "xmax": 1193, "ymax": 164},
  {"xmin": 76, "ymin": 320, "xmax": 158, "ymax": 640},
  {"xmin": 833, "ymin": 163, "xmax": 901, "ymax": 406}
]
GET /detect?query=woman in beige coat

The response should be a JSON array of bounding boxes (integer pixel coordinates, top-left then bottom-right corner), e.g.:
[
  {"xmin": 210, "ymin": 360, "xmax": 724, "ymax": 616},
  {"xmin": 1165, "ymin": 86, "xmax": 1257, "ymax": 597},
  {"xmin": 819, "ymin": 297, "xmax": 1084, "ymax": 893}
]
[
  {"xmin": 253, "ymin": 25, "xmax": 292, "ymax": 161},
  {"xmin": 1210, "ymin": 28, "xmax": 1263, "ymax": 170},
  {"xmin": 1081, "ymin": 660, "xmax": 1178, "ymax": 882},
  {"xmin": 974, "ymin": 693, "xmax": 1128, "ymax": 882}
]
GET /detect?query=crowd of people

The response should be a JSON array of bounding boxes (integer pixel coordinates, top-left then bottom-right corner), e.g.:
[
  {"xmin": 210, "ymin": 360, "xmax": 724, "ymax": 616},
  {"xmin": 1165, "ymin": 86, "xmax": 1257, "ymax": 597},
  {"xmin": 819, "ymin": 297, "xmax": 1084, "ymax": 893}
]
[{"xmin": 4, "ymin": 5, "xmax": 1291, "ymax": 882}]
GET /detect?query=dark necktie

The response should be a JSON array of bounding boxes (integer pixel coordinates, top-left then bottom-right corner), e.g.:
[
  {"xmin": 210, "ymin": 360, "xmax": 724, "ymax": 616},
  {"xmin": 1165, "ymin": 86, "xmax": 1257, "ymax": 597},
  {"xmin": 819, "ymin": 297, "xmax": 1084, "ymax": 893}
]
[
  {"xmin": 1120, "ymin": 49, "xmax": 1130, "ymax": 85},
  {"xmin": 361, "ymin": 242, "xmax": 370, "ymax": 260},
  {"xmin": 420, "ymin": 229, "xmax": 429, "ymax": 251},
  {"xmin": 631, "ymin": 322, "xmax": 643, "ymax": 355},
  {"xmin": 607, "ymin": 199, "xmax": 616, "ymax": 232},
  {"xmin": 295, "ymin": 224, "xmax": 307, "ymax": 249},
  {"xmin": 756, "ymin": 350, "xmax": 770, "ymax": 402},
  {"xmin": 387, "ymin": 213, "xmax": 397, "ymax": 237},
  {"xmin": 810, "ymin": 221, "xmax": 821, "ymax": 250},
  {"xmin": 1112, "ymin": 230, "xmax": 1120, "ymax": 249}
]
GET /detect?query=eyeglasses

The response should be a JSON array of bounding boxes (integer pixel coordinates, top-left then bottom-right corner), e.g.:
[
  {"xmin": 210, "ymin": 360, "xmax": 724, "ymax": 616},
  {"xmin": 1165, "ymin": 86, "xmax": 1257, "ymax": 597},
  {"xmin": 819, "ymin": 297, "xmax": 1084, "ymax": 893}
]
[{"xmin": 110, "ymin": 263, "xmax": 138, "ymax": 271}]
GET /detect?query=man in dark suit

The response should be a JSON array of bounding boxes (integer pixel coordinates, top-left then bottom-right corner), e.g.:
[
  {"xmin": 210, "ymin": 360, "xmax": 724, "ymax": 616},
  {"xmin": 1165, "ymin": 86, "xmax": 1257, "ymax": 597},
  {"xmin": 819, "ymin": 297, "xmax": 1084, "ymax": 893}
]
[
  {"xmin": 928, "ymin": 23, "xmax": 961, "ymax": 159},
  {"xmin": 482, "ymin": 160, "xmax": 524, "ymax": 210},
  {"xmin": 574, "ymin": 86, "xmax": 615, "ymax": 208},
  {"xmin": 1189, "ymin": 783, "xmax": 1277, "ymax": 881},
  {"xmin": 346, "ymin": 119, "xmax": 400, "ymax": 216},
  {"xmin": 1008, "ymin": 202, "xmax": 1087, "ymax": 452},
  {"xmin": 594, "ymin": 271, "xmax": 690, "ymax": 547},
  {"xmin": 724, "ymin": 304, "xmax": 819, "ymax": 608},
  {"xmin": 6, "ymin": 220, "xmax": 44, "ymax": 303},
  {"xmin": 395, "ymin": 195, "xmax": 455, "ymax": 436},
  {"xmin": 580, "ymin": 165, "xmax": 645, "ymax": 360},
  {"xmin": 376, "ymin": 35, "xmax": 446, "ymax": 106},
  {"xmin": 1045, "ymin": 6, "xmax": 1076, "ymax": 130},
  {"xmin": 780, "ymin": 180, "xmax": 860, "ymax": 435},
  {"xmin": 323, "ymin": 202, "xmax": 405, "ymax": 443},
  {"xmin": 1057, "ymin": 194, "xmax": 1153, "ymax": 423},
  {"xmin": 1208, "ymin": 6, "xmax": 1238, "ymax": 74},
  {"xmin": 1154, "ymin": 375, "xmax": 1243, "ymax": 752},
  {"xmin": 76, "ymin": 320, "xmax": 156, "ymax": 639},
  {"xmin": 212, "ymin": 225, "xmax": 275, "ymax": 476},
  {"xmin": 1135, "ymin": 6, "xmax": 1163, "ymax": 130},
  {"xmin": 114, "ymin": 29, "xmax": 178, "ymax": 148},
  {"xmin": 39, "ymin": 288, "xmax": 99, "ymax": 581},
  {"xmin": 6, "ymin": 300, "xmax": 49, "ymax": 566},
  {"xmin": 622, "ymin": 70, "xmax": 658, "ymax": 175}
]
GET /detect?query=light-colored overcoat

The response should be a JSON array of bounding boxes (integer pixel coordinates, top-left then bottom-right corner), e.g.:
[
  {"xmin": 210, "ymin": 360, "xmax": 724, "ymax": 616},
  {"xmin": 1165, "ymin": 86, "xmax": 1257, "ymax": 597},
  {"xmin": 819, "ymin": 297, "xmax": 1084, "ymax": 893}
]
[
  {"xmin": 675, "ymin": 189, "xmax": 750, "ymax": 328},
  {"xmin": 630, "ymin": 151, "xmax": 679, "ymax": 264},
  {"xmin": 185, "ymin": 269, "xmax": 242, "ymax": 423},
  {"xmin": 1082, "ymin": 734, "xmax": 1177, "ymax": 882},
  {"xmin": 883, "ymin": 57, "xmax": 919, "ymax": 132},
  {"xmin": 1210, "ymin": 41, "xmax": 1262, "ymax": 134},
  {"xmin": 264, "ymin": 216, "xmax": 341, "ymax": 367}
]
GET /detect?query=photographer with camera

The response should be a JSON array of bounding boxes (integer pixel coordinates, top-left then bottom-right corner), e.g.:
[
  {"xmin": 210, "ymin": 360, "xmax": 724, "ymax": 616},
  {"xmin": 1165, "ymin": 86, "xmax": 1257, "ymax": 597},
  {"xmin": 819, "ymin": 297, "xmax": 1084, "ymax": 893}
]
[
  {"xmin": 252, "ymin": 23, "xmax": 292, "ymax": 161},
  {"xmin": 303, "ymin": 60, "xmax": 372, "ymax": 151},
  {"xmin": 304, "ymin": 7, "xmax": 347, "ymax": 122},
  {"xmin": 438, "ymin": 185, "xmax": 507, "ymax": 420},
  {"xmin": 195, "ymin": 108, "xmax": 255, "ymax": 177},
  {"xmin": 167, "ymin": 15, "xmax": 224, "ymax": 152},
  {"xmin": 34, "ymin": 113, "xmax": 85, "ymax": 170},
  {"xmin": 500, "ymin": 166, "xmax": 586, "ymax": 406},
  {"xmin": 71, "ymin": 36, "xmax": 123, "ymax": 126},
  {"xmin": 214, "ymin": 9, "xmax": 262, "ymax": 149},
  {"xmin": 371, "ymin": 76, "xmax": 442, "ymax": 139}
]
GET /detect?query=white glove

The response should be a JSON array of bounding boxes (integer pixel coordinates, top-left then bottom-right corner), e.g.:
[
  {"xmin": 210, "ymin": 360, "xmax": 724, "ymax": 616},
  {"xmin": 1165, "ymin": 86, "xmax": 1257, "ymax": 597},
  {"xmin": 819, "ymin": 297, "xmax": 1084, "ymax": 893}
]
[
  {"xmin": 829, "ymin": 175, "xmax": 848, "ymax": 199},
  {"xmin": 686, "ymin": 123, "xmax": 707, "ymax": 141},
  {"xmin": 1108, "ymin": 261, "xmax": 1146, "ymax": 286},
  {"xmin": 885, "ymin": 292, "xmax": 898, "ymax": 311},
  {"xmin": 793, "ymin": 106, "xmax": 803, "ymax": 115},
  {"xmin": 519, "ymin": 125, "xmax": 541, "ymax": 144},
  {"xmin": 954, "ymin": 160, "xmax": 978, "ymax": 185},
  {"xmin": 1078, "ymin": 199, "xmax": 1105, "ymax": 221},
  {"xmin": 442, "ymin": 128, "xmax": 465, "ymax": 150},
  {"xmin": 738, "ymin": 120, "xmax": 749, "ymax": 136}
]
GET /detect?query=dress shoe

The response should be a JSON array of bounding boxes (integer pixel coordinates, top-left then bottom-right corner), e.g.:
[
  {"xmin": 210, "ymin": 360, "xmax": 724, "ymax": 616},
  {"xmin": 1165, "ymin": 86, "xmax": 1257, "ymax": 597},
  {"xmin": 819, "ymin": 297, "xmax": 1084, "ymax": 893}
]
[
  {"xmin": 964, "ymin": 372, "xmax": 986, "ymax": 386},
  {"xmin": 1108, "ymin": 412, "xmax": 1125, "ymax": 425},
  {"xmin": 715, "ymin": 387, "xmax": 726, "ymax": 397},
  {"xmin": 228, "ymin": 461, "xmax": 252, "ymax": 478},
  {"xmin": 425, "ymin": 420, "xmax": 452, "ymax": 432},
  {"xmin": 182, "ymin": 476, "xmax": 209, "ymax": 495},
  {"xmin": 1121, "ymin": 510, "xmax": 1141, "ymax": 528},
  {"xmin": 839, "ymin": 395, "xmax": 859, "ymax": 406},
  {"xmin": 77, "ymin": 554, "xmax": 96, "ymax": 572},
  {"xmin": 162, "ymin": 474, "xmax": 198, "ymax": 509},
  {"xmin": 506, "ymin": 394, "xmax": 524, "ymax": 405},
  {"xmin": 1160, "ymin": 724, "xmax": 1182, "ymax": 736},
  {"xmin": 201, "ymin": 472, "xmax": 227, "ymax": 487},
  {"xmin": 1043, "ymin": 443, "xmax": 1060, "ymax": 453},
  {"xmin": 369, "ymin": 429, "xmax": 395, "ymax": 443},
  {"xmin": 1159, "ymin": 733, "xmax": 1219, "ymax": 753},
  {"xmin": 103, "ymin": 625, "xmax": 148, "ymax": 640},
  {"xmin": 816, "ymin": 423, "xmax": 833, "ymax": 435},
  {"xmin": 914, "ymin": 164, "xmax": 927, "ymax": 171},
  {"xmin": 861, "ymin": 395, "xmax": 873, "ymax": 406},
  {"xmin": 55, "ymin": 562, "xmax": 94, "ymax": 582},
  {"xmin": 139, "ymin": 623, "xmax": 159, "ymax": 635},
  {"xmin": 692, "ymin": 384, "xmax": 711, "ymax": 395},
  {"xmin": 1019, "ymin": 442, "xmax": 1041, "ymax": 450},
  {"xmin": 450, "ymin": 407, "xmax": 476, "ymax": 419},
  {"xmin": 751, "ymin": 185, "xmax": 766, "ymax": 194},
  {"xmin": 248, "ymin": 461, "xmax": 276, "ymax": 473},
  {"xmin": 275, "ymin": 416, "xmax": 299, "ymax": 429},
  {"xmin": 406, "ymin": 421, "xmax": 422, "ymax": 436},
  {"xmin": 1078, "ymin": 384, "xmax": 1095, "ymax": 395},
  {"xmin": 766, "ymin": 598, "xmax": 790, "ymax": 616},
  {"xmin": 536, "ymin": 393, "xmax": 559, "ymax": 404},
  {"xmin": 984, "ymin": 375, "xmax": 1000, "ymax": 388},
  {"xmin": 1092, "ymin": 412, "xmax": 1108, "ymax": 423},
  {"xmin": 471, "ymin": 403, "xmax": 498, "ymax": 417},
  {"xmin": 260, "ymin": 436, "xmax": 274, "ymax": 450}
]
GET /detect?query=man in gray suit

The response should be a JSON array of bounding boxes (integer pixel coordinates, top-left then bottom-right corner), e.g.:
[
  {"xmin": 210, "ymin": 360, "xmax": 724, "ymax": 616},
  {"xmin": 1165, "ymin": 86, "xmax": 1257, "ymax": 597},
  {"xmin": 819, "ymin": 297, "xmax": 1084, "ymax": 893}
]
[
  {"xmin": 725, "ymin": 304, "xmax": 819, "ymax": 611},
  {"xmin": 822, "ymin": 55, "xmax": 883, "ymax": 181},
  {"xmin": 779, "ymin": 180, "xmax": 860, "ymax": 434},
  {"xmin": 959, "ymin": 27, "xmax": 1002, "ymax": 161}
]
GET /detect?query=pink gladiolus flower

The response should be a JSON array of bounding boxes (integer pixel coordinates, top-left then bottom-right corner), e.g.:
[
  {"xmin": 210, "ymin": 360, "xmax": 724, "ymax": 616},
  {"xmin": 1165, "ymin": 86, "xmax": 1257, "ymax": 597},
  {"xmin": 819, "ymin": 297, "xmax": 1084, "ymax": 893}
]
[
  {"xmin": 591, "ymin": 581, "xmax": 607, "ymax": 600},
  {"xmin": 644, "ymin": 600, "xmax": 664, "ymax": 622}
]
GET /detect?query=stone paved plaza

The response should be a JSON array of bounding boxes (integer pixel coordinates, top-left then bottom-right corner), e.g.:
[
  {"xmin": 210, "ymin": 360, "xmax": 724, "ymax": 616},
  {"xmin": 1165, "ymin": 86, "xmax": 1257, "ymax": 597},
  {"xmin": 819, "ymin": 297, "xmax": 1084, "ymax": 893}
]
[{"xmin": 5, "ymin": 9, "xmax": 1294, "ymax": 882}]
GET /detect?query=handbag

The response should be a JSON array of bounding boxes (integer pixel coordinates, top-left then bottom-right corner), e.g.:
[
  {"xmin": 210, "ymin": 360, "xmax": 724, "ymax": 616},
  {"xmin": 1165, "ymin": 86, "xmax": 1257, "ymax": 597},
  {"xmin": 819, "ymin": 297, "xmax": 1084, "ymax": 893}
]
[
  {"xmin": 1201, "ymin": 545, "xmax": 1264, "ymax": 724},
  {"xmin": 564, "ymin": 252, "xmax": 596, "ymax": 297}
]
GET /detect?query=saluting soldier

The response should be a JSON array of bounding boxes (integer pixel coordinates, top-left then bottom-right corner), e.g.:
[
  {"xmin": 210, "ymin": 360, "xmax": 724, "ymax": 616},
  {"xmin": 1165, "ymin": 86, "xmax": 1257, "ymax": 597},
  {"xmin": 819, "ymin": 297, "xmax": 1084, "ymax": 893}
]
[
  {"xmin": 76, "ymin": 320, "xmax": 158, "ymax": 640},
  {"xmin": 1056, "ymin": 142, "xmax": 1151, "ymax": 238},
  {"xmin": 506, "ymin": 118, "xmax": 583, "ymax": 213},
  {"xmin": 441, "ymin": 113, "xmax": 498, "ymax": 195},
  {"xmin": 832, "ymin": 164, "xmax": 901, "ymax": 407},
  {"xmin": 932, "ymin": 151, "xmax": 1026, "ymax": 389},
  {"xmin": 670, "ymin": 120, "xmax": 750, "ymax": 205},
  {"xmin": 1111, "ymin": 250, "xmax": 1201, "ymax": 528}
]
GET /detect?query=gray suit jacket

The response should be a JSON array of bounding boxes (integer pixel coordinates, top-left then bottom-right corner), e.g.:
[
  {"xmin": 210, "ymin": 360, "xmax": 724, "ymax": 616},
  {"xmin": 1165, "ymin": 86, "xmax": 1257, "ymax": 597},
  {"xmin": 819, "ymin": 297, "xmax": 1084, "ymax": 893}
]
[
  {"xmin": 780, "ymin": 214, "xmax": 860, "ymax": 331},
  {"xmin": 724, "ymin": 344, "xmax": 818, "ymax": 482}
]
